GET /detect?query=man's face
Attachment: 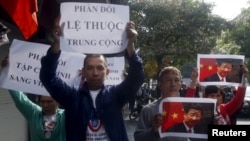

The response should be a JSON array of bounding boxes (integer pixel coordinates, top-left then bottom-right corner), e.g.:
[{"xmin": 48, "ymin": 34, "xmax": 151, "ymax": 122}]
[
  {"xmin": 84, "ymin": 56, "xmax": 109, "ymax": 90},
  {"xmin": 40, "ymin": 96, "xmax": 58, "ymax": 115},
  {"xmin": 183, "ymin": 109, "xmax": 202, "ymax": 128},
  {"xmin": 217, "ymin": 63, "xmax": 232, "ymax": 77},
  {"xmin": 158, "ymin": 72, "xmax": 182, "ymax": 98}
]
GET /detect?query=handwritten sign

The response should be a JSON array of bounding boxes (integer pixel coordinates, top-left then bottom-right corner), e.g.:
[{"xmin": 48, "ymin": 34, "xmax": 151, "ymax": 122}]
[
  {"xmin": 0, "ymin": 39, "xmax": 125, "ymax": 96},
  {"xmin": 60, "ymin": 2, "xmax": 129, "ymax": 54}
]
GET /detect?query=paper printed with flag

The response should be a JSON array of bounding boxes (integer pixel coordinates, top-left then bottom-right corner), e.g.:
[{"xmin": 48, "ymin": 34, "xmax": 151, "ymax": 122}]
[
  {"xmin": 199, "ymin": 58, "xmax": 217, "ymax": 82},
  {"xmin": 159, "ymin": 97, "xmax": 216, "ymax": 139},
  {"xmin": 198, "ymin": 54, "xmax": 245, "ymax": 86},
  {"xmin": 161, "ymin": 102, "xmax": 184, "ymax": 132},
  {"xmin": 0, "ymin": 0, "xmax": 38, "ymax": 40}
]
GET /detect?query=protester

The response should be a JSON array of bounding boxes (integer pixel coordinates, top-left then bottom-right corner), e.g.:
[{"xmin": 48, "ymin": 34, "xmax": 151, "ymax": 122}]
[
  {"xmin": 9, "ymin": 90, "xmax": 66, "ymax": 141},
  {"xmin": 134, "ymin": 67, "xmax": 199, "ymax": 141},
  {"xmin": 203, "ymin": 65, "xmax": 248, "ymax": 125},
  {"xmin": 39, "ymin": 17, "xmax": 144, "ymax": 141},
  {"xmin": 1, "ymin": 57, "xmax": 66, "ymax": 141}
]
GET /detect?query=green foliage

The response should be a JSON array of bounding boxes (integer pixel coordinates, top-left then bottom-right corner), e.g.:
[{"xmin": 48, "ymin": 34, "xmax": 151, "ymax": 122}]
[
  {"xmin": 212, "ymin": 30, "xmax": 240, "ymax": 54},
  {"xmin": 229, "ymin": 8, "xmax": 250, "ymax": 58},
  {"xmin": 129, "ymin": 0, "xmax": 228, "ymax": 79},
  {"xmin": 226, "ymin": 7, "xmax": 250, "ymax": 71}
]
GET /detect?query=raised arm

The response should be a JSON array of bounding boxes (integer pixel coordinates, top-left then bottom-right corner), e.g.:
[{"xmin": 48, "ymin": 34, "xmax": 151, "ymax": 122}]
[
  {"xmin": 126, "ymin": 21, "xmax": 137, "ymax": 57},
  {"xmin": 1, "ymin": 56, "xmax": 40, "ymax": 120},
  {"xmin": 223, "ymin": 65, "xmax": 248, "ymax": 116},
  {"xmin": 39, "ymin": 16, "xmax": 76, "ymax": 108},
  {"xmin": 9, "ymin": 90, "xmax": 41, "ymax": 120},
  {"xmin": 189, "ymin": 68, "xmax": 198, "ymax": 89},
  {"xmin": 186, "ymin": 68, "xmax": 198, "ymax": 97},
  {"xmin": 50, "ymin": 15, "xmax": 61, "ymax": 53}
]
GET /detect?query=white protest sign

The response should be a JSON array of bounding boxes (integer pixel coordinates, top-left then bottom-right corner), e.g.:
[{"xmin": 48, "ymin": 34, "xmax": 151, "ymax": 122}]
[
  {"xmin": 59, "ymin": 2, "xmax": 129, "ymax": 54},
  {"xmin": 0, "ymin": 39, "xmax": 125, "ymax": 96},
  {"xmin": 105, "ymin": 57, "xmax": 125, "ymax": 85}
]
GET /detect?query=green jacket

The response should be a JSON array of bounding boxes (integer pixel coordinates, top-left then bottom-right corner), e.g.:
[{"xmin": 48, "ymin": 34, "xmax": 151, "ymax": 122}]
[{"xmin": 9, "ymin": 90, "xmax": 66, "ymax": 141}]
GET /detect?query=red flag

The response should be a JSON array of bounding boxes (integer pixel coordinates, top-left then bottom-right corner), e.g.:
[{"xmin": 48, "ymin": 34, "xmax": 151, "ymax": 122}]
[
  {"xmin": 0, "ymin": 0, "xmax": 38, "ymax": 40},
  {"xmin": 38, "ymin": 0, "xmax": 60, "ymax": 31},
  {"xmin": 199, "ymin": 58, "xmax": 217, "ymax": 82},
  {"xmin": 161, "ymin": 102, "xmax": 184, "ymax": 132}
]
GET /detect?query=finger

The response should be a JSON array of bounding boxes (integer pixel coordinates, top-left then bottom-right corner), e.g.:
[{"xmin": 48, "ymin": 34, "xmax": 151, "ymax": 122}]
[
  {"xmin": 54, "ymin": 15, "xmax": 61, "ymax": 27},
  {"xmin": 1, "ymin": 56, "xmax": 9, "ymax": 68},
  {"xmin": 130, "ymin": 22, "xmax": 135, "ymax": 29},
  {"xmin": 127, "ymin": 22, "xmax": 135, "ymax": 31},
  {"xmin": 154, "ymin": 113, "xmax": 162, "ymax": 123},
  {"xmin": 60, "ymin": 22, "xmax": 65, "ymax": 37}
]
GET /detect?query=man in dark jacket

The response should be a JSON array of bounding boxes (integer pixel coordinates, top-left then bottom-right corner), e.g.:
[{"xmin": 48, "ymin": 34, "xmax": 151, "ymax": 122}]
[{"xmin": 39, "ymin": 18, "xmax": 144, "ymax": 141}]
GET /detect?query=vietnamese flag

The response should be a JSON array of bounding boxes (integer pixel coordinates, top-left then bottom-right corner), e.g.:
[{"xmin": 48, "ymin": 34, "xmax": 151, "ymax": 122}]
[
  {"xmin": 0, "ymin": 0, "xmax": 38, "ymax": 40},
  {"xmin": 199, "ymin": 58, "xmax": 217, "ymax": 82},
  {"xmin": 161, "ymin": 102, "xmax": 184, "ymax": 132}
]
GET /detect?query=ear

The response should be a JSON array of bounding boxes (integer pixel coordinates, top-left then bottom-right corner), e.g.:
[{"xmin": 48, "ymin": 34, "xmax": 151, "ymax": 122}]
[
  {"xmin": 79, "ymin": 68, "xmax": 85, "ymax": 76},
  {"xmin": 106, "ymin": 68, "xmax": 110, "ymax": 75}
]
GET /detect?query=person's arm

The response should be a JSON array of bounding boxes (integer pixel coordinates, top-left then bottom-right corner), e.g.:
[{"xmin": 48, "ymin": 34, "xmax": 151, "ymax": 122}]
[
  {"xmin": 1, "ymin": 57, "xmax": 41, "ymax": 120},
  {"xmin": 50, "ymin": 15, "xmax": 61, "ymax": 53},
  {"xmin": 126, "ymin": 22, "xmax": 137, "ymax": 57},
  {"xmin": 221, "ymin": 65, "xmax": 248, "ymax": 116},
  {"xmin": 134, "ymin": 105, "xmax": 161, "ymax": 141},
  {"xmin": 113, "ymin": 22, "xmax": 144, "ymax": 105},
  {"xmin": 39, "ymin": 17, "xmax": 76, "ymax": 108},
  {"xmin": 186, "ymin": 68, "xmax": 198, "ymax": 97},
  {"xmin": 8, "ymin": 90, "xmax": 41, "ymax": 120}
]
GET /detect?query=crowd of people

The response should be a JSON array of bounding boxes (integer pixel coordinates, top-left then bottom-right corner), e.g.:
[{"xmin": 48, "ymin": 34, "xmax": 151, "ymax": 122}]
[
  {"xmin": 0, "ymin": 2, "xmax": 249, "ymax": 141},
  {"xmin": 134, "ymin": 65, "xmax": 248, "ymax": 141}
]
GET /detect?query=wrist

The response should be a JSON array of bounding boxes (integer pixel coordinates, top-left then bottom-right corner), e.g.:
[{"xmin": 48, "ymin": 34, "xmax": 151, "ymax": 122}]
[
  {"xmin": 242, "ymin": 77, "xmax": 248, "ymax": 87},
  {"xmin": 189, "ymin": 80, "xmax": 197, "ymax": 88}
]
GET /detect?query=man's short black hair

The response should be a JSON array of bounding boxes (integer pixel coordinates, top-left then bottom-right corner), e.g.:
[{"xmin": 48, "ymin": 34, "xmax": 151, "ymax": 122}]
[
  {"xmin": 83, "ymin": 54, "xmax": 107, "ymax": 67},
  {"xmin": 216, "ymin": 58, "xmax": 233, "ymax": 66},
  {"xmin": 204, "ymin": 85, "xmax": 225, "ymax": 102},
  {"xmin": 205, "ymin": 85, "xmax": 219, "ymax": 96},
  {"xmin": 216, "ymin": 58, "xmax": 243, "ymax": 66},
  {"xmin": 183, "ymin": 103, "xmax": 203, "ymax": 115}
]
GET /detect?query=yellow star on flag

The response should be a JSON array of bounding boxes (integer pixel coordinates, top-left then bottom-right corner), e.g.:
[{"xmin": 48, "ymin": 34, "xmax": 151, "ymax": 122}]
[
  {"xmin": 207, "ymin": 65, "xmax": 213, "ymax": 71},
  {"xmin": 171, "ymin": 112, "xmax": 178, "ymax": 119},
  {"xmin": 200, "ymin": 64, "xmax": 204, "ymax": 68},
  {"xmin": 162, "ymin": 110, "xmax": 167, "ymax": 116}
]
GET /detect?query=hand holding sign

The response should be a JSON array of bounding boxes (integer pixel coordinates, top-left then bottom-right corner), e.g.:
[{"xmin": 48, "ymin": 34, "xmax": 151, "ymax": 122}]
[
  {"xmin": 127, "ymin": 21, "xmax": 137, "ymax": 43},
  {"xmin": 1, "ymin": 56, "xmax": 8, "ymax": 68},
  {"xmin": 126, "ymin": 21, "xmax": 138, "ymax": 58},
  {"xmin": 51, "ymin": 15, "xmax": 66, "ymax": 53},
  {"xmin": 52, "ymin": 16, "xmax": 61, "ymax": 43}
]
